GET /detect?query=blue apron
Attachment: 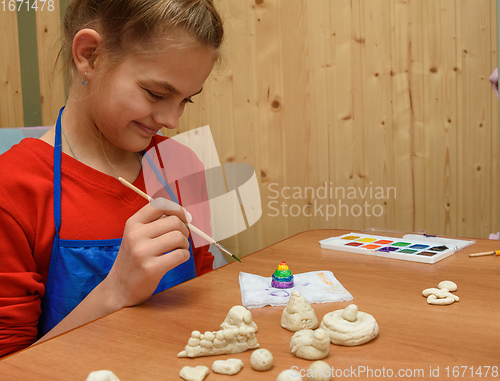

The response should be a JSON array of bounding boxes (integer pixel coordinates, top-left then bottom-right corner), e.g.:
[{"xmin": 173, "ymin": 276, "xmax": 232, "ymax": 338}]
[{"xmin": 38, "ymin": 107, "xmax": 197, "ymax": 336}]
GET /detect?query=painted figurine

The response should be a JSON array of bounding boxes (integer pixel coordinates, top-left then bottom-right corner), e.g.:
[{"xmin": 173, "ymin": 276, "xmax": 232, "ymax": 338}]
[{"xmin": 271, "ymin": 261, "xmax": 294, "ymax": 289}]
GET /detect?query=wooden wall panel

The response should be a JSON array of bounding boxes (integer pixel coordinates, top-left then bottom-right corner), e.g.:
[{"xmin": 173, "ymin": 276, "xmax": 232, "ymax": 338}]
[
  {"xmin": 36, "ymin": 1, "xmax": 66, "ymax": 126},
  {"xmin": 491, "ymin": 0, "xmax": 499, "ymax": 236},
  {"xmin": 423, "ymin": 0, "xmax": 458, "ymax": 236},
  {"xmin": 3, "ymin": 0, "xmax": 498, "ymax": 257},
  {"xmin": 458, "ymin": 0, "xmax": 493, "ymax": 238},
  {"xmin": 1, "ymin": 11, "xmax": 24, "ymax": 127},
  {"xmin": 391, "ymin": 0, "xmax": 425, "ymax": 233},
  {"xmin": 330, "ymin": 0, "xmax": 366, "ymax": 232}
]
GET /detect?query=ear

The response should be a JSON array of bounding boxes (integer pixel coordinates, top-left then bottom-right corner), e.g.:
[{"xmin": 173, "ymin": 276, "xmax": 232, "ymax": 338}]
[{"xmin": 72, "ymin": 28, "xmax": 103, "ymax": 81}]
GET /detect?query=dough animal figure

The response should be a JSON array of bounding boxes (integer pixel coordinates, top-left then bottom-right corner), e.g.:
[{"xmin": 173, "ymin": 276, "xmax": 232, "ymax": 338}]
[{"xmin": 178, "ymin": 306, "xmax": 259, "ymax": 357}]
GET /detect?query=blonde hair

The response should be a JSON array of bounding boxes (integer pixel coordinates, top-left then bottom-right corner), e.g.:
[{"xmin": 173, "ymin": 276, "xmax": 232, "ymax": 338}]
[{"xmin": 61, "ymin": 0, "xmax": 224, "ymax": 81}]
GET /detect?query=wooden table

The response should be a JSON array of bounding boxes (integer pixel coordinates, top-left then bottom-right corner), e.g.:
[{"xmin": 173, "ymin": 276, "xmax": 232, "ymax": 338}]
[{"xmin": 1, "ymin": 229, "xmax": 499, "ymax": 380}]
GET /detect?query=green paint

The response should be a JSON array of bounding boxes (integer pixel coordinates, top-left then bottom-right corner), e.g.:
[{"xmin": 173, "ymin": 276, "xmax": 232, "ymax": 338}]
[
  {"xmin": 391, "ymin": 242, "xmax": 411, "ymax": 247},
  {"xmin": 17, "ymin": 5, "xmax": 42, "ymax": 127}
]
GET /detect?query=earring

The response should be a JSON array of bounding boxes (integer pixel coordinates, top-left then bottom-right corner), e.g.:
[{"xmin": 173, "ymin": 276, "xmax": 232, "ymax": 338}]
[{"xmin": 81, "ymin": 72, "xmax": 88, "ymax": 86}]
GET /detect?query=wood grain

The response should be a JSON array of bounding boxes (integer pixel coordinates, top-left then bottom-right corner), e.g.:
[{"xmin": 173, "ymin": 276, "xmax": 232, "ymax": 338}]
[
  {"xmin": 0, "ymin": 10, "xmax": 24, "ymax": 128},
  {"xmin": 2, "ymin": 0, "xmax": 499, "ymax": 255},
  {"xmin": 35, "ymin": 0, "xmax": 65, "ymax": 126}
]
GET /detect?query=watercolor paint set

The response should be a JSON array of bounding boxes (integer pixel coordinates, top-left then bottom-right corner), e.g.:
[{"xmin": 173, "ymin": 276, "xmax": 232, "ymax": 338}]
[{"xmin": 319, "ymin": 232, "xmax": 475, "ymax": 264}]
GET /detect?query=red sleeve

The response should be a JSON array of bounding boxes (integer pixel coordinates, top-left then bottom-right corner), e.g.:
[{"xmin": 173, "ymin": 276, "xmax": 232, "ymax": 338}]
[{"xmin": 0, "ymin": 207, "xmax": 44, "ymax": 358}]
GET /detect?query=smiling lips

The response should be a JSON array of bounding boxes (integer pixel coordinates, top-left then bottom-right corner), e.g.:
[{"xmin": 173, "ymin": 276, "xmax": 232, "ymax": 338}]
[{"xmin": 135, "ymin": 121, "xmax": 159, "ymax": 136}]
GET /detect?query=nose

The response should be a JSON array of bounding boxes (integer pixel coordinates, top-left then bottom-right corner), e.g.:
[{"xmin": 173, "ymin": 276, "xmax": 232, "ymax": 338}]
[{"xmin": 152, "ymin": 102, "xmax": 185, "ymax": 130}]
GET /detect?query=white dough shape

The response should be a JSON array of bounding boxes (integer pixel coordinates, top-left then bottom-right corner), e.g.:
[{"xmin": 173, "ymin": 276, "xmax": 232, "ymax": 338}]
[
  {"xmin": 290, "ymin": 328, "xmax": 330, "ymax": 360},
  {"xmin": 178, "ymin": 305, "xmax": 259, "ymax": 357},
  {"xmin": 250, "ymin": 348, "xmax": 274, "ymax": 371},
  {"xmin": 277, "ymin": 369, "xmax": 304, "ymax": 381},
  {"xmin": 179, "ymin": 366, "xmax": 210, "ymax": 381},
  {"xmin": 220, "ymin": 305, "xmax": 258, "ymax": 332},
  {"xmin": 307, "ymin": 361, "xmax": 332, "ymax": 381},
  {"xmin": 320, "ymin": 304, "xmax": 379, "ymax": 346},
  {"xmin": 427, "ymin": 294, "xmax": 455, "ymax": 305},
  {"xmin": 85, "ymin": 370, "xmax": 120, "ymax": 381},
  {"xmin": 212, "ymin": 358, "xmax": 244, "ymax": 375},
  {"xmin": 281, "ymin": 290, "xmax": 319, "ymax": 332},
  {"xmin": 422, "ymin": 287, "xmax": 459, "ymax": 305},
  {"xmin": 438, "ymin": 280, "xmax": 457, "ymax": 292}
]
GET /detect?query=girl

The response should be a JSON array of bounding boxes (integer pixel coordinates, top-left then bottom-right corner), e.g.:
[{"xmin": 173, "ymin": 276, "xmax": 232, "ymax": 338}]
[{"xmin": 0, "ymin": 0, "xmax": 223, "ymax": 357}]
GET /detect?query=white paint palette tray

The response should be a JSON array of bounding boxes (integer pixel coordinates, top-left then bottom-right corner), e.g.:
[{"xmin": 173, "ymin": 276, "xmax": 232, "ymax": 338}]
[{"xmin": 320, "ymin": 232, "xmax": 475, "ymax": 264}]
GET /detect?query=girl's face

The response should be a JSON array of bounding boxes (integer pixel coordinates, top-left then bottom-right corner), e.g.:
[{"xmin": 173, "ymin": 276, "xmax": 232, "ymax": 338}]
[{"xmin": 88, "ymin": 43, "xmax": 215, "ymax": 153}]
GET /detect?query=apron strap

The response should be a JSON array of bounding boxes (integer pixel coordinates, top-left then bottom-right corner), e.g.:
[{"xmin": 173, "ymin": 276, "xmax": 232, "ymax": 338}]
[
  {"xmin": 142, "ymin": 149, "xmax": 178, "ymax": 202},
  {"xmin": 53, "ymin": 107, "xmax": 65, "ymax": 234}
]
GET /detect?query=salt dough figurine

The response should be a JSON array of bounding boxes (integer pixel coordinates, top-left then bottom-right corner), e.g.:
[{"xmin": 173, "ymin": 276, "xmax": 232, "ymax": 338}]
[
  {"xmin": 272, "ymin": 261, "xmax": 294, "ymax": 288},
  {"xmin": 281, "ymin": 290, "xmax": 319, "ymax": 332},
  {"xmin": 250, "ymin": 348, "xmax": 274, "ymax": 371},
  {"xmin": 320, "ymin": 304, "xmax": 379, "ymax": 346},
  {"xmin": 423, "ymin": 280, "xmax": 459, "ymax": 305},
  {"xmin": 179, "ymin": 366, "xmax": 210, "ymax": 381},
  {"xmin": 212, "ymin": 359, "xmax": 244, "ymax": 375},
  {"xmin": 178, "ymin": 305, "xmax": 259, "ymax": 357},
  {"xmin": 220, "ymin": 305, "xmax": 258, "ymax": 332},
  {"xmin": 290, "ymin": 328, "xmax": 330, "ymax": 360},
  {"xmin": 308, "ymin": 361, "xmax": 332, "ymax": 381},
  {"xmin": 85, "ymin": 370, "xmax": 120, "ymax": 381},
  {"xmin": 277, "ymin": 369, "xmax": 304, "ymax": 381}
]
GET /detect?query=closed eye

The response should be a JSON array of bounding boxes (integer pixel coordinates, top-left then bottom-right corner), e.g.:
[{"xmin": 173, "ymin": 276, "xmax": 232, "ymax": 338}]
[{"xmin": 145, "ymin": 89, "xmax": 164, "ymax": 100}]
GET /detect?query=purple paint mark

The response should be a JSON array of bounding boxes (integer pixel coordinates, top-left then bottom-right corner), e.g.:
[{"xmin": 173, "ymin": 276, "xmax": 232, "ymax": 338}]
[
  {"xmin": 301, "ymin": 283, "xmax": 310, "ymax": 287},
  {"xmin": 265, "ymin": 288, "xmax": 290, "ymax": 298}
]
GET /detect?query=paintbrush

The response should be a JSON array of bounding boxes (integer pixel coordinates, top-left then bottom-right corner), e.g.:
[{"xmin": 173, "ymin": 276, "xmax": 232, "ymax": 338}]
[
  {"xmin": 118, "ymin": 177, "xmax": 241, "ymax": 263},
  {"xmin": 469, "ymin": 250, "xmax": 500, "ymax": 257}
]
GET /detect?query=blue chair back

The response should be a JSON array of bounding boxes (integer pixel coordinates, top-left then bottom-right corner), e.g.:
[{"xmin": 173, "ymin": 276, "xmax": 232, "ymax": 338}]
[{"xmin": 0, "ymin": 126, "xmax": 50, "ymax": 155}]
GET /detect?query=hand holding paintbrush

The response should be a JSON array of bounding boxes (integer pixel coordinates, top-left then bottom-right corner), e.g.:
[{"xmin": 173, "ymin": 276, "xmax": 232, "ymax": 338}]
[{"xmin": 118, "ymin": 177, "xmax": 241, "ymax": 262}]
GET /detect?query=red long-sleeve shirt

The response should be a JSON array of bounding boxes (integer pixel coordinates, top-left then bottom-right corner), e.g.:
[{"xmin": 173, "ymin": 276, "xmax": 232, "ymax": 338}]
[{"xmin": 0, "ymin": 136, "xmax": 213, "ymax": 357}]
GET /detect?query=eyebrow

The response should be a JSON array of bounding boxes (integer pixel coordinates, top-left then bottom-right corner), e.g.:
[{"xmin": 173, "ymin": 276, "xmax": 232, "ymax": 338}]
[{"xmin": 155, "ymin": 80, "xmax": 203, "ymax": 97}]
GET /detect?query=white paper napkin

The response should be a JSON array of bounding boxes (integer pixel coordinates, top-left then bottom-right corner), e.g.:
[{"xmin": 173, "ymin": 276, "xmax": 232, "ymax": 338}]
[{"xmin": 239, "ymin": 271, "xmax": 353, "ymax": 309}]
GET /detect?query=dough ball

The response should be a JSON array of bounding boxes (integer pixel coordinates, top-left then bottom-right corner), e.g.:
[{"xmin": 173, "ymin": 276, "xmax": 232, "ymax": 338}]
[
  {"xmin": 250, "ymin": 348, "xmax": 274, "ymax": 371},
  {"xmin": 212, "ymin": 359, "xmax": 244, "ymax": 375},
  {"xmin": 307, "ymin": 361, "xmax": 332, "ymax": 381},
  {"xmin": 277, "ymin": 369, "xmax": 304, "ymax": 381},
  {"xmin": 85, "ymin": 370, "xmax": 120, "ymax": 381},
  {"xmin": 438, "ymin": 280, "xmax": 457, "ymax": 292}
]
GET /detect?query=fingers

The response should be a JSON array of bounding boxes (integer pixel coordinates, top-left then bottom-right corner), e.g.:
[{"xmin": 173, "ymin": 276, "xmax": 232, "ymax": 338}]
[
  {"xmin": 149, "ymin": 229, "xmax": 190, "ymax": 255},
  {"xmin": 147, "ymin": 214, "xmax": 190, "ymax": 240},
  {"xmin": 156, "ymin": 248, "xmax": 191, "ymax": 270},
  {"xmin": 124, "ymin": 201, "xmax": 191, "ymax": 258},
  {"xmin": 150, "ymin": 197, "xmax": 192, "ymax": 223}
]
